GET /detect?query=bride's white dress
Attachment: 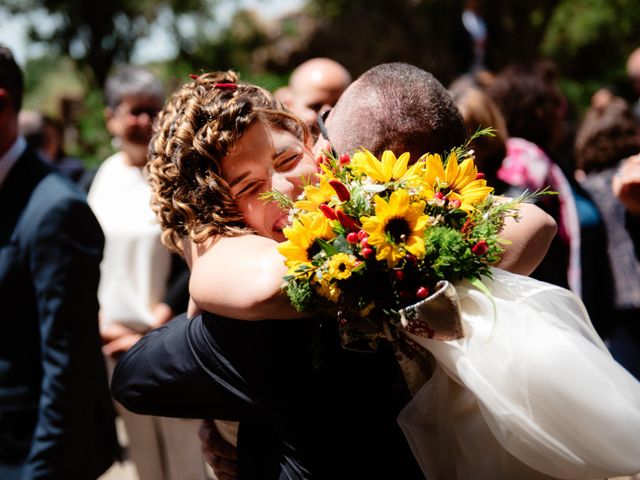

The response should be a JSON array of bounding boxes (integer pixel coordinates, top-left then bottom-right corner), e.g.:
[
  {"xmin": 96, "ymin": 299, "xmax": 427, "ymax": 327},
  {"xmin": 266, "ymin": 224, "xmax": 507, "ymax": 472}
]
[{"xmin": 398, "ymin": 268, "xmax": 640, "ymax": 480}]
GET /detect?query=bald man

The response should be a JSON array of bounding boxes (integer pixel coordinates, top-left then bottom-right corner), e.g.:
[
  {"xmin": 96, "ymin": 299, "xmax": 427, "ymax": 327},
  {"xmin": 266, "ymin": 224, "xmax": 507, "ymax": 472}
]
[
  {"xmin": 285, "ymin": 57, "xmax": 351, "ymax": 137},
  {"xmin": 626, "ymin": 47, "xmax": 640, "ymax": 120}
]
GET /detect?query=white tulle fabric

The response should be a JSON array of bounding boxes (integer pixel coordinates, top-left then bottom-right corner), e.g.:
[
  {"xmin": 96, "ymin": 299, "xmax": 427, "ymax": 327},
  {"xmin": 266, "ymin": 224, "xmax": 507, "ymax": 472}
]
[{"xmin": 398, "ymin": 268, "xmax": 640, "ymax": 480}]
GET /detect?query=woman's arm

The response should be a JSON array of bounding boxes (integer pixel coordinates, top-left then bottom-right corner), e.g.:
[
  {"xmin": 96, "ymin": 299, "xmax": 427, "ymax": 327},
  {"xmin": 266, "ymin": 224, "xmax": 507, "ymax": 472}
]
[
  {"xmin": 188, "ymin": 203, "xmax": 556, "ymax": 321},
  {"xmin": 495, "ymin": 202, "xmax": 557, "ymax": 276},
  {"xmin": 188, "ymin": 235, "xmax": 305, "ymax": 320}
]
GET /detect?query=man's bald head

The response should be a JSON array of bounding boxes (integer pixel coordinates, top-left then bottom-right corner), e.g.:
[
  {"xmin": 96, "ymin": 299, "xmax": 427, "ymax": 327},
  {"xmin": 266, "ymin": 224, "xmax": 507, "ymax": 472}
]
[
  {"xmin": 323, "ymin": 62, "xmax": 466, "ymax": 160},
  {"xmin": 627, "ymin": 47, "xmax": 640, "ymax": 95},
  {"xmin": 288, "ymin": 57, "xmax": 351, "ymax": 132}
]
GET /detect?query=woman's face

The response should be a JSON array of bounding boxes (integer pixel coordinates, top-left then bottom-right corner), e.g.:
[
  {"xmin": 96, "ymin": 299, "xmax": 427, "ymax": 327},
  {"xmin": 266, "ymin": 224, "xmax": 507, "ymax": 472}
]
[{"xmin": 221, "ymin": 120, "xmax": 318, "ymax": 242}]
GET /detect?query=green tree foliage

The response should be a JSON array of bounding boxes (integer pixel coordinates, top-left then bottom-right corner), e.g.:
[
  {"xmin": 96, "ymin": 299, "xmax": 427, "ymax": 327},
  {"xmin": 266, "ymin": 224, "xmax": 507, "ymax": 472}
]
[
  {"xmin": 164, "ymin": 9, "xmax": 288, "ymax": 92},
  {"xmin": 296, "ymin": 0, "xmax": 561, "ymax": 85},
  {"xmin": 4, "ymin": 0, "xmax": 211, "ymax": 87},
  {"xmin": 15, "ymin": 0, "xmax": 640, "ymax": 167},
  {"xmin": 543, "ymin": 0, "xmax": 640, "ymax": 79}
]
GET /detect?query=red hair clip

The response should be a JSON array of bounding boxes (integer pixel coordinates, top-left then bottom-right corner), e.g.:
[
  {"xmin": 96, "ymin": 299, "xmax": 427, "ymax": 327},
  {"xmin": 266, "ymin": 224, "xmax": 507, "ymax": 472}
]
[
  {"xmin": 189, "ymin": 74, "xmax": 199, "ymax": 80},
  {"xmin": 214, "ymin": 83, "xmax": 237, "ymax": 90}
]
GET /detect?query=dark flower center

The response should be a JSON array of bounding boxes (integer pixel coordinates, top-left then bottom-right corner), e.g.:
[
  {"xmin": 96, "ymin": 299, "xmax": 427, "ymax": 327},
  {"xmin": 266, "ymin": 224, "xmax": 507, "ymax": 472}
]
[
  {"xmin": 385, "ymin": 217, "xmax": 411, "ymax": 244},
  {"xmin": 306, "ymin": 241, "xmax": 322, "ymax": 259}
]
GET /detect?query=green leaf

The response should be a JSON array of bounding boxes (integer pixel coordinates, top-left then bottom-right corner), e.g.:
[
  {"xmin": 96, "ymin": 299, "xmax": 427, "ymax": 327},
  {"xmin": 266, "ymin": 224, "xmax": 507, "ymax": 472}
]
[
  {"xmin": 332, "ymin": 235, "xmax": 354, "ymax": 253},
  {"xmin": 317, "ymin": 238, "xmax": 339, "ymax": 256},
  {"xmin": 259, "ymin": 190, "xmax": 294, "ymax": 210}
]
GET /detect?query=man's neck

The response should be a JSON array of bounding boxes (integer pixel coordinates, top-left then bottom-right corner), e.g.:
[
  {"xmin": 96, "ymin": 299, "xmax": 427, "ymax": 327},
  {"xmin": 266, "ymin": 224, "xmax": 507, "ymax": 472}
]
[
  {"xmin": 120, "ymin": 142, "xmax": 148, "ymax": 168},
  {"xmin": 0, "ymin": 135, "xmax": 27, "ymax": 188},
  {"xmin": 0, "ymin": 129, "xmax": 18, "ymax": 159}
]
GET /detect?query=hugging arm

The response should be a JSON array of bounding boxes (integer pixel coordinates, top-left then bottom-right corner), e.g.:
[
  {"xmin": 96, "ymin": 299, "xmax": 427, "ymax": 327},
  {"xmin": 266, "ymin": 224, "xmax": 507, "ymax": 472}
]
[
  {"xmin": 111, "ymin": 313, "xmax": 258, "ymax": 420},
  {"xmin": 188, "ymin": 203, "xmax": 556, "ymax": 323},
  {"xmin": 188, "ymin": 235, "xmax": 306, "ymax": 320},
  {"xmin": 494, "ymin": 201, "xmax": 557, "ymax": 276}
]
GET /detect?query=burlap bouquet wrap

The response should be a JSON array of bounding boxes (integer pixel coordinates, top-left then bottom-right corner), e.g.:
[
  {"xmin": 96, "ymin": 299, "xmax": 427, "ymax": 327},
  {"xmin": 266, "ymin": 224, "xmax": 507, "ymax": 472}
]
[
  {"xmin": 393, "ymin": 280, "xmax": 465, "ymax": 395},
  {"xmin": 337, "ymin": 281, "xmax": 465, "ymax": 396}
]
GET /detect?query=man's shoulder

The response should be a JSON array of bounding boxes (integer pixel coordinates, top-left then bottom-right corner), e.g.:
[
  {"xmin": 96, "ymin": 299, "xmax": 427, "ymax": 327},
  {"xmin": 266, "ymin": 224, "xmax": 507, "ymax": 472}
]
[
  {"xmin": 32, "ymin": 169, "xmax": 90, "ymax": 214},
  {"xmin": 20, "ymin": 167, "xmax": 101, "ymax": 242}
]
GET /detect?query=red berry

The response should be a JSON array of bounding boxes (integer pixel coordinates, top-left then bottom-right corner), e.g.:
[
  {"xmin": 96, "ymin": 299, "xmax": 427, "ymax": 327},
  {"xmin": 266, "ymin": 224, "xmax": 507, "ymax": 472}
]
[
  {"xmin": 394, "ymin": 269, "xmax": 405, "ymax": 281},
  {"xmin": 416, "ymin": 286, "xmax": 429, "ymax": 299},
  {"xmin": 346, "ymin": 232, "xmax": 359, "ymax": 243},
  {"xmin": 476, "ymin": 172, "xmax": 485, "ymax": 180},
  {"xmin": 399, "ymin": 290, "xmax": 412, "ymax": 301},
  {"xmin": 360, "ymin": 238, "xmax": 370, "ymax": 248},
  {"xmin": 434, "ymin": 191, "xmax": 445, "ymax": 200},
  {"xmin": 357, "ymin": 229, "xmax": 368, "ymax": 240},
  {"xmin": 339, "ymin": 153, "xmax": 351, "ymax": 165},
  {"xmin": 361, "ymin": 247, "xmax": 374, "ymax": 259},
  {"xmin": 449, "ymin": 198, "xmax": 461, "ymax": 209}
]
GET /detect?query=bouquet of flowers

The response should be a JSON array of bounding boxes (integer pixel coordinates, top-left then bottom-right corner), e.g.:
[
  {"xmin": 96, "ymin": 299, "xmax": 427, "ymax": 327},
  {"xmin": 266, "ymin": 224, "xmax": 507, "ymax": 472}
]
[{"xmin": 271, "ymin": 132, "xmax": 541, "ymax": 361}]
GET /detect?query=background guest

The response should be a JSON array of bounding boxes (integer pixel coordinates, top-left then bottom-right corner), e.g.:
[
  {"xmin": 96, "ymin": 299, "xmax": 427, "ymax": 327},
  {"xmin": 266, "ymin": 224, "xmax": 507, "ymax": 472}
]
[
  {"xmin": 18, "ymin": 109, "xmax": 85, "ymax": 182},
  {"xmin": 87, "ymin": 64, "xmax": 207, "ymax": 480},
  {"xmin": 449, "ymin": 84, "xmax": 509, "ymax": 193},
  {"xmin": 575, "ymin": 97, "xmax": 640, "ymax": 379},
  {"xmin": 0, "ymin": 44, "xmax": 119, "ymax": 480},
  {"xmin": 488, "ymin": 61, "xmax": 582, "ymax": 293},
  {"xmin": 282, "ymin": 57, "xmax": 351, "ymax": 138}
]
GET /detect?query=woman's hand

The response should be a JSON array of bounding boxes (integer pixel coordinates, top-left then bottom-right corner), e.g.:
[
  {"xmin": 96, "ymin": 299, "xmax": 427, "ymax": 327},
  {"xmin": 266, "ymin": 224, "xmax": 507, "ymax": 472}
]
[
  {"xmin": 613, "ymin": 154, "xmax": 640, "ymax": 217},
  {"xmin": 151, "ymin": 302, "xmax": 174, "ymax": 328},
  {"xmin": 102, "ymin": 332, "xmax": 143, "ymax": 359},
  {"xmin": 101, "ymin": 322, "xmax": 138, "ymax": 345}
]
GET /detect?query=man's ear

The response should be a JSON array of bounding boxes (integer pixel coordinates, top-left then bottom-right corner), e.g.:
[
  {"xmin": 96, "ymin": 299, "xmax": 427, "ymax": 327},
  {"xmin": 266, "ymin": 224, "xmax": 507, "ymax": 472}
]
[
  {"xmin": 0, "ymin": 89, "xmax": 11, "ymax": 113},
  {"xmin": 0, "ymin": 89, "xmax": 17, "ymax": 127},
  {"xmin": 104, "ymin": 107, "xmax": 118, "ymax": 136}
]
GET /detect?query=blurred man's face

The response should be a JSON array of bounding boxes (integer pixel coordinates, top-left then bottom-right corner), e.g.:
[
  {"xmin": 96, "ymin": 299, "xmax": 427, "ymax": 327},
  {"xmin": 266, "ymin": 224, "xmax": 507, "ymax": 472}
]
[
  {"xmin": 626, "ymin": 50, "xmax": 640, "ymax": 96},
  {"xmin": 290, "ymin": 83, "xmax": 343, "ymax": 136},
  {"xmin": 107, "ymin": 95, "xmax": 161, "ymax": 147}
]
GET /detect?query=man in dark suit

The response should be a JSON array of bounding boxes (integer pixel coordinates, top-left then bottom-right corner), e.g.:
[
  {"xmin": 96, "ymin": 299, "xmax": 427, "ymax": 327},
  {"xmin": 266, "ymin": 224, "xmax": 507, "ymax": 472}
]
[{"xmin": 0, "ymin": 45, "xmax": 119, "ymax": 479}]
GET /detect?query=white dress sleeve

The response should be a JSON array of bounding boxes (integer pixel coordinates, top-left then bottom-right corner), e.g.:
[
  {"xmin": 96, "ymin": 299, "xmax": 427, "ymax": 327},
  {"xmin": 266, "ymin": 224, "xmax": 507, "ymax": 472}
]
[{"xmin": 398, "ymin": 268, "xmax": 640, "ymax": 480}]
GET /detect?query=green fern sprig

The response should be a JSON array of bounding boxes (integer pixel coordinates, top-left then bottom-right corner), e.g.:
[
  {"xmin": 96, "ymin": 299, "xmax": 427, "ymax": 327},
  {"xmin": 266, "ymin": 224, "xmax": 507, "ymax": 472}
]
[{"xmin": 259, "ymin": 189, "xmax": 295, "ymax": 211}]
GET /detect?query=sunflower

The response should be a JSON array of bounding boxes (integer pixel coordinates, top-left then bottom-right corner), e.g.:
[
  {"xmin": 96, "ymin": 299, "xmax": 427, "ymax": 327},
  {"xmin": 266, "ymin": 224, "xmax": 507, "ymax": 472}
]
[
  {"xmin": 326, "ymin": 253, "xmax": 359, "ymax": 281},
  {"xmin": 421, "ymin": 152, "xmax": 493, "ymax": 211},
  {"xmin": 350, "ymin": 149, "xmax": 422, "ymax": 184},
  {"xmin": 294, "ymin": 175, "xmax": 337, "ymax": 212},
  {"xmin": 315, "ymin": 276, "xmax": 341, "ymax": 302},
  {"xmin": 360, "ymin": 189, "xmax": 430, "ymax": 267},
  {"xmin": 277, "ymin": 212, "xmax": 336, "ymax": 272}
]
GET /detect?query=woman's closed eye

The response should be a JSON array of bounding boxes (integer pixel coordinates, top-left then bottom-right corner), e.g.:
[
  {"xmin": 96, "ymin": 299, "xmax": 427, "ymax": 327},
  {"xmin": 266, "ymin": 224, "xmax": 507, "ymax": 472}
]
[
  {"xmin": 235, "ymin": 180, "xmax": 263, "ymax": 198},
  {"xmin": 276, "ymin": 152, "xmax": 302, "ymax": 171}
]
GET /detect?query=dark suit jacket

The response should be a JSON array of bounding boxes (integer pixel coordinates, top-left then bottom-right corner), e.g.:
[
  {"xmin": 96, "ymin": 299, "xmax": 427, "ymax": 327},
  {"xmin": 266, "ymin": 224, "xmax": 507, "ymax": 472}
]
[
  {"xmin": 0, "ymin": 148, "xmax": 119, "ymax": 479},
  {"xmin": 112, "ymin": 312, "xmax": 423, "ymax": 479}
]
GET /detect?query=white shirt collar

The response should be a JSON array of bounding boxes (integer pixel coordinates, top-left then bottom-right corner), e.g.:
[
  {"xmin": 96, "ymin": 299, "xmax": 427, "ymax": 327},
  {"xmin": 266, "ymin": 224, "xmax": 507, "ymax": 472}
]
[{"xmin": 0, "ymin": 136, "xmax": 27, "ymax": 189}]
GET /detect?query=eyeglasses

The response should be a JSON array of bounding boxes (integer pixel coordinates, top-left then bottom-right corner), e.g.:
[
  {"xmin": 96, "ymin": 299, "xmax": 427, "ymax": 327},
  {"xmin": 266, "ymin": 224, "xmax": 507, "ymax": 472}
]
[
  {"xmin": 316, "ymin": 108, "xmax": 338, "ymax": 159},
  {"xmin": 116, "ymin": 104, "xmax": 160, "ymax": 119}
]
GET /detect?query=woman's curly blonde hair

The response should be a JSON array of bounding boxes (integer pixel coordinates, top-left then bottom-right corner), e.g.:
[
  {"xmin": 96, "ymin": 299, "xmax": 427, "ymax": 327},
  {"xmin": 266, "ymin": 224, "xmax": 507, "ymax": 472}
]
[{"xmin": 147, "ymin": 70, "xmax": 308, "ymax": 254}]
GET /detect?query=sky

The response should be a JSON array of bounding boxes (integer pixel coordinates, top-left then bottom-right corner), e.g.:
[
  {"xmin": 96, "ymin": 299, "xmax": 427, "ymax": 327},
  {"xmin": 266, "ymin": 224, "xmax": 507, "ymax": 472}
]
[{"xmin": 0, "ymin": 0, "xmax": 304, "ymax": 67}]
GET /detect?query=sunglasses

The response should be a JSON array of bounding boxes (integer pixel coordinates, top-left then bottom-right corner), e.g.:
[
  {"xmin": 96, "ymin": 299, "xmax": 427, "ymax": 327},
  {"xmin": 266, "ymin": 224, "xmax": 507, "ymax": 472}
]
[{"xmin": 316, "ymin": 108, "xmax": 338, "ymax": 159}]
